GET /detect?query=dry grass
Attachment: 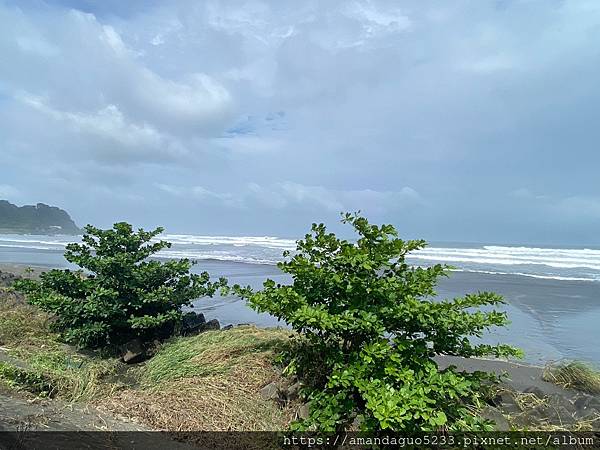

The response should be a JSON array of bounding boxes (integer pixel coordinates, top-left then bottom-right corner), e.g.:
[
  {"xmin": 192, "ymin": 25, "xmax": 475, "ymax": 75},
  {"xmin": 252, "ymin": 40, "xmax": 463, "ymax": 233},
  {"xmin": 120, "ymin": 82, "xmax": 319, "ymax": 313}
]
[
  {"xmin": 0, "ymin": 290, "xmax": 122, "ymax": 402},
  {"xmin": 543, "ymin": 361, "xmax": 600, "ymax": 395},
  {"xmin": 101, "ymin": 326, "xmax": 297, "ymax": 431}
]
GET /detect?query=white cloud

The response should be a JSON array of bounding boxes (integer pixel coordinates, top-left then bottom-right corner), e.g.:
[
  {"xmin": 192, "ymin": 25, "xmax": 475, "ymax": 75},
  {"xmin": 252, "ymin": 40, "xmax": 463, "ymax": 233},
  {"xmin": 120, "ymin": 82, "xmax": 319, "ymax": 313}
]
[
  {"xmin": 156, "ymin": 183, "xmax": 241, "ymax": 207},
  {"xmin": 16, "ymin": 93, "xmax": 186, "ymax": 162},
  {"xmin": 156, "ymin": 181, "xmax": 422, "ymax": 214}
]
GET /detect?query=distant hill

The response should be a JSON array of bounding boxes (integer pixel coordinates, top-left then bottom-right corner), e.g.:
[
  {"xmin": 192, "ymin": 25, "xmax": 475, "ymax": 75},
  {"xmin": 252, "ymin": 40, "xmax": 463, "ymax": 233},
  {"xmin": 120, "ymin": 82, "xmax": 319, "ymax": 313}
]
[{"xmin": 0, "ymin": 200, "xmax": 81, "ymax": 235}]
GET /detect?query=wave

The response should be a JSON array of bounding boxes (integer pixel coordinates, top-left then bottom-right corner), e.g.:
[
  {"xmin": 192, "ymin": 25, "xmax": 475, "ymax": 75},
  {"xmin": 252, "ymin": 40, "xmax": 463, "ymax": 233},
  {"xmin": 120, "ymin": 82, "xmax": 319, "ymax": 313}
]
[
  {"xmin": 451, "ymin": 268, "xmax": 597, "ymax": 282},
  {"xmin": 157, "ymin": 250, "xmax": 278, "ymax": 265},
  {"xmin": 2, "ymin": 233, "xmax": 599, "ymax": 281},
  {"xmin": 0, "ymin": 243, "xmax": 55, "ymax": 251},
  {"xmin": 161, "ymin": 234, "xmax": 297, "ymax": 250},
  {"xmin": 411, "ymin": 245, "xmax": 600, "ymax": 270}
]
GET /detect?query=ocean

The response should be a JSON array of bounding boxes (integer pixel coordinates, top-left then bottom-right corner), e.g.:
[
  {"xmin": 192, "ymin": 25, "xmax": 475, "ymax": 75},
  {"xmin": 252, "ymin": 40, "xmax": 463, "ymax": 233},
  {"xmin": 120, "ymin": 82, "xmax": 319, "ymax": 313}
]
[{"xmin": 1, "ymin": 233, "xmax": 599, "ymax": 365}]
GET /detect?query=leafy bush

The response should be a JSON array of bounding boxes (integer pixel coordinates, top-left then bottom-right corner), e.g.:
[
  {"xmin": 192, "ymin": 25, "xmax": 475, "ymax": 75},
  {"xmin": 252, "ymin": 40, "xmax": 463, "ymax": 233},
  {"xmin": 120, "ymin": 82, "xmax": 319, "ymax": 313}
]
[
  {"xmin": 235, "ymin": 213, "xmax": 522, "ymax": 432},
  {"xmin": 15, "ymin": 223, "xmax": 225, "ymax": 349}
]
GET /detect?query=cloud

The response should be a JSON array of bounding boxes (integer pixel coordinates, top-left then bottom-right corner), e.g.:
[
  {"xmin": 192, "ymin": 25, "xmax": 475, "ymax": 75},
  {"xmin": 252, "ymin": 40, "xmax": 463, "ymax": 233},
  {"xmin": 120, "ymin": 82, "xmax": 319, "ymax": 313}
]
[
  {"xmin": 1, "ymin": 1, "xmax": 600, "ymax": 243},
  {"xmin": 156, "ymin": 181, "xmax": 422, "ymax": 215},
  {"xmin": 16, "ymin": 93, "xmax": 184, "ymax": 162},
  {"xmin": 1, "ymin": 5, "xmax": 233, "ymax": 166},
  {"xmin": 155, "ymin": 183, "xmax": 240, "ymax": 207}
]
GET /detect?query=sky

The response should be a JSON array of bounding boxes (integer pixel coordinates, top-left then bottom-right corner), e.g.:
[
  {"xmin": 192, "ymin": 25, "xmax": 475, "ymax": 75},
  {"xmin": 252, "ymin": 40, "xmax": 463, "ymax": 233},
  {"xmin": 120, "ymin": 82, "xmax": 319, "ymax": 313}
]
[{"xmin": 1, "ymin": 0, "xmax": 600, "ymax": 245}]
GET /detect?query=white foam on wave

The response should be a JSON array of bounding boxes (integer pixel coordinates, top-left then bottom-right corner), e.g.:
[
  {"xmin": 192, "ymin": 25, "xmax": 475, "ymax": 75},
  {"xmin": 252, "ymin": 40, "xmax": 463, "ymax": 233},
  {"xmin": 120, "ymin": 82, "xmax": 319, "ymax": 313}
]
[
  {"xmin": 0, "ymin": 243, "xmax": 54, "ymax": 251},
  {"xmin": 0, "ymin": 236, "xmax": 75, "ymax": 247},
  {"xmin": 412, "ymin": 245, "xmax": 600, "ymax": 270},
  {"xmin": 451, "ymin": 268, "xmax": 597, "ymax": 282},
  {"xmin": 160, "ymin": 234, "xmax": 297, "ymax": 250},
  {"xmin": 156, "ymin": 249, "xmax": 278, "ymax": 265},
  {"xmin": 2, "ymin": 233, "xmax": 599, "ymax": 281}
]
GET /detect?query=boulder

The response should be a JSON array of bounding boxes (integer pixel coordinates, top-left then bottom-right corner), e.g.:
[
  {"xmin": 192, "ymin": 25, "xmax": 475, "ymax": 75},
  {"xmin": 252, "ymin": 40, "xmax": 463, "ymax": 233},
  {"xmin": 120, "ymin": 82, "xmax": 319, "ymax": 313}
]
[
  {"xmin": 260, "ymin": 381, "xmax": 280, "ymax": 401},
  {"xmin": 181, "ymin": 312, "xmax": 206, "ymax": 335},
  {"xmin": 480, "ymin": 406, "xmax": 511, "ymax": 431},
  {"xmin": 523, "ymin": 386, "xmax": 546, "ymax": 399},
  {"xmin": 122, "ymin": 338, "xmax": 146, "ymax": 364},
  {"xmin": 574, "ymin": 395, "xmax": 600, "ymax": 419},
  {"xmin": 204, "ymin": 319, "xmax": 221, "ymax": 331},
  {"xmin": 297, "ymin": 403, "xmax": 310, "ymax": 420},
  {"xmin": 222, "ymin": 324, "xmax": 234, "ymax": 331},
  {"xmin": 286, "ymin": 382, "xmax": 302, "ymax": 401},
  {"xmin": 0, "ymin": 270, "xmax": 20, "ymax": 288},
  {"xmin": 492, "ymin": 389, "xmax": 521, "ymax": 415}
]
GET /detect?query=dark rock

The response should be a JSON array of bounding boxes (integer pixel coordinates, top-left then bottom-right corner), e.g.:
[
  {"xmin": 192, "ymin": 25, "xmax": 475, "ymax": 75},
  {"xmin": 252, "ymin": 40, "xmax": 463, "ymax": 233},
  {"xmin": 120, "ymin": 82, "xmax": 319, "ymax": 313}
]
[
  {"xmin": 547, "ymin": 393, "xmax": 577, "ymax": 414},
  {"xmin": 222, "ymin": 324, "xmax": 234, "ymax": 331},
  {"xmin": 480, "ymin": 406, "xmax": 511, "ymax": 431},
  {"xmin": 0, "ymin": 271, "xmax": 20, "ymax": 288},
  {"xmin": 549, "ymin": 406, "xmax": 577, "ymax": 425},
  {"xmin": 181, "ymin": 312, "xmax": 206, "ymax": 335},
  {"xmin": 204, "ymin": 319, "xmax": 220, "ymax": 331},
  {"xmin": 523, "ymin": 386, "xmax": 546, "ymax": 399},
  {"xmin": 574, "ymin": 395, "xmax": 600, "ymax": 420},
  {"xmin": 236, "ymin": 323, "xmax": 251, "ymax": 327},
  {"xmin": 121, "ymin": 339, "xmax": 146, "ymax": 364},
  {"xmin": 260, "ymin": 382, "xmax": 280, "ymax": 401},
  {"xmin": 286, "ymin": 382, "xmax": 302, "ymax": 401},
  {"xmin": 492, "ymin": 390, "xmax": 521, "ymax": 414}
]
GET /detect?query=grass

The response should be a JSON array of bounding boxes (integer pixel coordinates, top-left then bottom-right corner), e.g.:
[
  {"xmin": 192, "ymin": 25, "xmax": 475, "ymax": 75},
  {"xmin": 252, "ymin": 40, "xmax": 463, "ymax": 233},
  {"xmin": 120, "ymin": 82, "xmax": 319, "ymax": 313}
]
[
  {"xmin": 0, "ymin": 288, "xmax": 122, "ymax": 401},
  {"xmin": 1, "ymin": 287, "xmax": 299, "ymax": 432},
  {"xmin": 101, "ymin": 326, "xmax": 298, "ymax": 431},
  {"xmin": 543, "ymin": 361, "xmax": 600, "ymax": 395}
]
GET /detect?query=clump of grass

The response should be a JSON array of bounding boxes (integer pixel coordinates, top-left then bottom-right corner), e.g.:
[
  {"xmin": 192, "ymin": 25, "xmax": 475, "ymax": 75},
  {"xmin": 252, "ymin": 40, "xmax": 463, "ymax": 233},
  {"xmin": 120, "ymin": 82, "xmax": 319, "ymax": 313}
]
[
  {"xmin": 0, "ymin": 361, "xmax": 55, "ymax": 397},
  {"xmin": 142, "ymin": 325, "xmax": 289, "ymax": 386},
  {"xmin": 102, "ymin": 326, "xmax": 297, "ymax": 431},
  {"xmin": 0, "ymin": 287, "xmax": 53, "ymax": 348},
  {"xmin": 543, "ymin": 361, "xmax": 600, "ymax": 395},
  {"xmin": 0, "ymin": 291, "xmax": 123, "ymax": 401}
]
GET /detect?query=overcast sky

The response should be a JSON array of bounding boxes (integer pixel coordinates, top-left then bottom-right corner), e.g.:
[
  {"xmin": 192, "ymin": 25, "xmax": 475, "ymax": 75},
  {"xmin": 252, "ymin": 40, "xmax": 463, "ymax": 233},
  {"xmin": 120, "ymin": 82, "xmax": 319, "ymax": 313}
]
[{"xmin": 1, "ymin": 0, "xmax": 599, "ymax": 245}]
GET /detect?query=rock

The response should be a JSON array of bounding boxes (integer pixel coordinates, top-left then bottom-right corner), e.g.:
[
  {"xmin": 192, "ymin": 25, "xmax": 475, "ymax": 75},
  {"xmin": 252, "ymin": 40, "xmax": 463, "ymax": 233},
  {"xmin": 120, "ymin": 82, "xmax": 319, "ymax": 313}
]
[
  {"xmin": 523, "ymin": 386, "xmax": 546, "ymax": 399},
  {"xmin": 480, "ymin": 406, "xmax": 511, "ymax": 431},
  {"xmin": 0, "ymin": 270, "xmax": 20, "ymax": 288},
  {"xmin": 492, "ymin": 390, "xmax": 521, "ymax": 414},
  {"xmin": 574, "ymin": 395, "xmax": 600, "ymax": 419},
  {"xmin": 181, "ymin": 312, "xmax": 206, "ymax": 335},
  {"xmin": 297, "ymin": 403, "xmax": 310, "ymax": 420},
  {"xmin": 547, "ymin": 393, "xmax": 577, "ymax": 414},
  {"xmin": 222, "ymin": 324, "xmax": 234, "ymax": 331},
  {"xmin": 236, "ymin": 323, "xmax": 251, "ymax": 327},
  {"xmin": 122, "ymin": 339, "xmax": 146, "ymax": 364},
  {"xmin": 547, "ymin": 406, "xmax": 576, "ymax": 425},
  {"xmin": 286, "ymin": 382, "xmax": 302, "ymax": 401},
  {"xmin": 260, "ymin": 382, "xmax": 280, "ymax": 401},
  {"xmin": 204, "ymin": 319, "xmax": 220, "ymax": 331}
]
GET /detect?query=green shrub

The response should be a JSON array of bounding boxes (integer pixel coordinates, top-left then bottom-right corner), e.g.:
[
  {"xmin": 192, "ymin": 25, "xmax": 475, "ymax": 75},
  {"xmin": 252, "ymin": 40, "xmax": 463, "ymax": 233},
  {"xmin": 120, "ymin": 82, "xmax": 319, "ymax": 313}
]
[
  {"xmin": 235, "ymin": 213, "xmax": 522, "ymax": 432},
  {"xmin": 15, "ymin": 222, "xmax": 225, "ymax": 349}
]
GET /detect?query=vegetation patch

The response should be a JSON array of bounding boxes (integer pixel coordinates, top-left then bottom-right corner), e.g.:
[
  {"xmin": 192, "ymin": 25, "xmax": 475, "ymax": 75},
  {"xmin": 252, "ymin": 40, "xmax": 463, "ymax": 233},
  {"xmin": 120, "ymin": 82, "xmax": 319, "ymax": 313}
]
[
  {"xmin": 234, "ymin": 213, "xmax": 522, "ymax": 432},
  {"xmin": 543, "ymin": 362, "xmax": 600, "ymax": 395},
  {"xmin": 14, "ymin": 223, "xmax": 226, "ymax": 349},
  {"xmin": 0, "ymin": 361, "xmax": 55, "ymax": 397},
  {"xmin": 101, "ymin": 326, "xmax": 297, "ymax": 431},
  {"xmin": 0, "ymin": 290, "xmax": 123, "ymax": 401}
]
